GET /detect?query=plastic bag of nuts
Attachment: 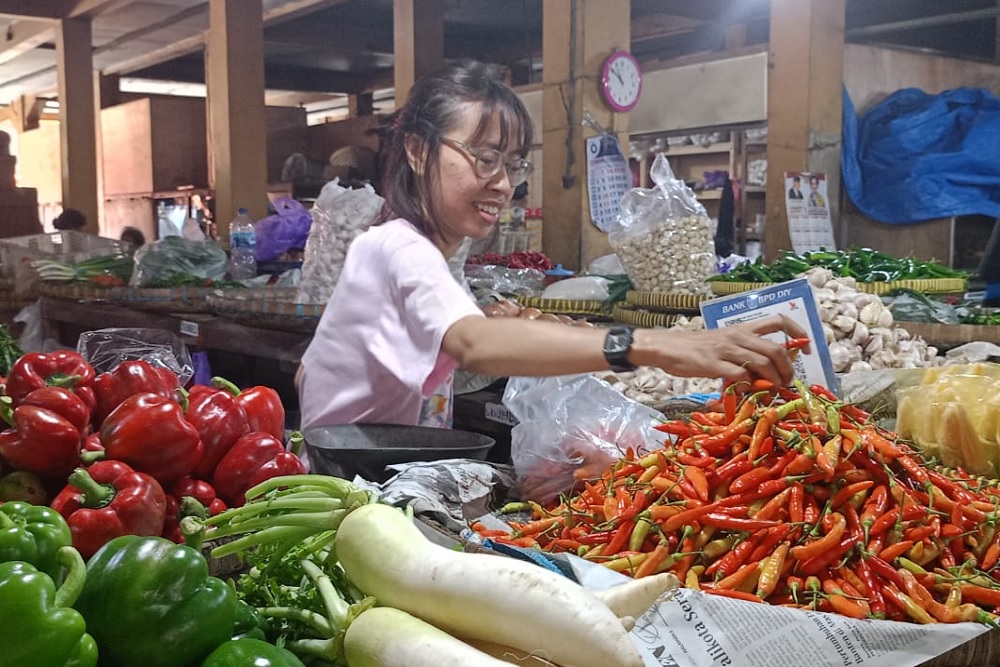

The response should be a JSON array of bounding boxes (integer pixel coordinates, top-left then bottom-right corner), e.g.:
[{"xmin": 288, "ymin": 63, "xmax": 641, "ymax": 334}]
[{"xmin": 608, "ymin": 154, "xmax": 716, "ymax": 295}]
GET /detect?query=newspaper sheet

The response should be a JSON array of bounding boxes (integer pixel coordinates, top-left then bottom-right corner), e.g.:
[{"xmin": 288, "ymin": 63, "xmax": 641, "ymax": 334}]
[{"xmin": 565, "ymin": 556, "xmax": 988, "ymax": 667}]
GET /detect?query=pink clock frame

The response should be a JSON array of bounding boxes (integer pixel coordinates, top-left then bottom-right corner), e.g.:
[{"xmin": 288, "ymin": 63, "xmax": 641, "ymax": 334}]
[{"xmin": 600, "ymin": 50, "xmax": 643, "ymax": 113}]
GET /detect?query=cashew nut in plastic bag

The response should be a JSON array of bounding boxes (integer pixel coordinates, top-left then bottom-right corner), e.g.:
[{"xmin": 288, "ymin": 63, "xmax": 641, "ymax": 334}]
[{"xmin": 608, "ymin": 154, "xmax": 716, "ymax": 295}]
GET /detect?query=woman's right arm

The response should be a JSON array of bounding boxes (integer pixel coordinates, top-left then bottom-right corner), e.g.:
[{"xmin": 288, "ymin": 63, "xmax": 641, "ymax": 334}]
[{"xmin": 442, "ymin": 313, "xmax": 805, "ymax": 386}]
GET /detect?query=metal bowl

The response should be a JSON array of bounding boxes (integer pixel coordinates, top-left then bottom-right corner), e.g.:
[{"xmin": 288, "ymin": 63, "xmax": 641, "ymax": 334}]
[{"xmin": 302, "ymin": 424, "xmax": 496, "ymax": 483}]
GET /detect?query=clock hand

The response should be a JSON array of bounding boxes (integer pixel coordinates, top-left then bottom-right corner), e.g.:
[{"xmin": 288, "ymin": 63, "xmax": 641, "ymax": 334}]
[{"xmin": 611, "ymin": 68, "xmax": 624, "ymax": 85}]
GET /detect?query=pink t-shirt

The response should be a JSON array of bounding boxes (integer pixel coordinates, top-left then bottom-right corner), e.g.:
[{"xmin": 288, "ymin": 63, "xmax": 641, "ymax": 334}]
[{"xmin": 298, "ymin": 218, "xmax": 484, "ymax": 429}]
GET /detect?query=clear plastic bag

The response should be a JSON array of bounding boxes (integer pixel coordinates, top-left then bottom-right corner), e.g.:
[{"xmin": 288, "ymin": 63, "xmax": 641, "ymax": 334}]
[
  {"xmin": 609, "ymin": 154, "xmax": 716, "ymax": 295},
  {"xmin": 77, "ymin": 328, "xmax": 194, "ymax": 385},
  {"xmin": 130, "ymin": 236, "xmax": 228, "ymax": 287},
  {"xmin": 464, "ymin": 264, "xmax": 545, "ymax": 298},
  {"xmin": 255, "ymin": 197, "xmax": 313, "ymax": 261},
  {"xmin": 503, "ymin": 374, "xmax": 666, "ymax": 503},
  {"xmin": 296, "ymin": 179, "xmax": 384, "ymax": 305}
]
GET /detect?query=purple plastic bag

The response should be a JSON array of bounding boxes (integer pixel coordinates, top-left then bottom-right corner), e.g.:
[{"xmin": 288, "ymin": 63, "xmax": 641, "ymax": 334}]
[{"xmin": 255, "ymin": 197, "xmax": 313, "ymax": 261}]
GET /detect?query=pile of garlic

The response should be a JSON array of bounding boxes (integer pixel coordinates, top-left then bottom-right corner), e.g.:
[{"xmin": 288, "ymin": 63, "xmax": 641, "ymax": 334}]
[
  {"xmin": 595, "ymin": 316, "xmax": 722, "ymax": 404},
  {"xmin": 806, "ymin": 267, "xmax": 942, "ymax": 372}
]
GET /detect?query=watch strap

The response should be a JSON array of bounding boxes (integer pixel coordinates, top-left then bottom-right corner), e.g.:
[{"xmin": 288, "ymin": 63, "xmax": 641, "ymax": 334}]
[{"xmin": 603, "ymin": 325, "xmax": 637, "ymax": 373}]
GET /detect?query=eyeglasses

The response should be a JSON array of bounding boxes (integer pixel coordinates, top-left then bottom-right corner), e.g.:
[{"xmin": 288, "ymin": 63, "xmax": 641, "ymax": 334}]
[{"xmin": 442, "ymin": 138, "xmax": 533, "ymax": 187}]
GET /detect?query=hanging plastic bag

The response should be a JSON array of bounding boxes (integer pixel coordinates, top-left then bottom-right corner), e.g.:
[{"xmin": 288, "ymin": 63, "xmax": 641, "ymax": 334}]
[
  {"xmin": 130, "ymin": 236, "xmax": 228, "ymax": 287},
  {"xmin": 608, "ymin": 154, "xmax": 716, "ymax": 295},
  {"xmin": 255, "ymin": 197, "xmax": 314, "ymax": 261},
  {"xmin": 502, "ymin": 374, "xmax": 665, "ymax": 503},
  {"xmin": 296, "ymin": 179, "xmax": 384, "ymax": 305}
]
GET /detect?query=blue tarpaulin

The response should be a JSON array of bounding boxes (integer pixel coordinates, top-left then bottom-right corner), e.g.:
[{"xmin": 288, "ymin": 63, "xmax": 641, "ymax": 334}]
[{"xmin": 841, "ymin": 86, "xmax": 1000, "ymax": 224}]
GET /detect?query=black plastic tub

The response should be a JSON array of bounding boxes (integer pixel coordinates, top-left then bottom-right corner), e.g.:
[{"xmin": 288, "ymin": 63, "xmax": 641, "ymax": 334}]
[{"xmin": 302, "ymin": 424, "xmax": 496, "ymax": 483}]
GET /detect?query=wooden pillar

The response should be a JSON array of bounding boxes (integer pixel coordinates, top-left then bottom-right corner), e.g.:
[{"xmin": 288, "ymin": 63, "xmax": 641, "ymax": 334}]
[
  {"xmin": 765, "ymin": 0, "xmax": 845, "ymax": 261},
  {"xmin": 541, "ymin": 0, "xmax": 629, "ymax": 271},
  {"xmin": 207, "ymin": 0, "xmax": 268, "ymax": 237},
  {"xmin": 392, "ymin": 0, "xmax": 443, "ymax": 105},
  {"xmin": 96, "ymin": 74, "xmax": 122, "ymax": 109},
  {"xmin": 56, "ymin": 18, "xmax": 100, "ymax": 234},
  {"xmin": 348, "ymin": 93, "xmax": 374, "ymax": 117}
]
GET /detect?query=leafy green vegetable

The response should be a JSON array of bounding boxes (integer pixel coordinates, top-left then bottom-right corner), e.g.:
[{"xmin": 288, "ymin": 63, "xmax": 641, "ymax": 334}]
[{"xmin": 711, "ymin": 248, "xmax": 966, "ymax": 283}]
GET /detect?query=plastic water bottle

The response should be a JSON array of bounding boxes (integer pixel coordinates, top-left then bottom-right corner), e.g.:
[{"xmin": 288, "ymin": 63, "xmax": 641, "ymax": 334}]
[{"xmin": 227, "ymin": 207, "xmax": 257, "ymax": 280}]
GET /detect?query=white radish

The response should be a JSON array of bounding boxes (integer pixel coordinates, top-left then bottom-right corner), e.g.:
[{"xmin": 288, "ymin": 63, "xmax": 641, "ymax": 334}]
[
  {"xmin": 466, "ymin": 639, "xmax": 561, "ymax": 666},
  {"xmin": 344, "ymin": 607, "xmax": 513, "ymax": 667},
  {"xmin": 335, "ymin": 503, "xmax": 643, "ymax": 667},
  {"xmin": 593, "ymin": 572, "xmax": 678, "ymax": 620}
]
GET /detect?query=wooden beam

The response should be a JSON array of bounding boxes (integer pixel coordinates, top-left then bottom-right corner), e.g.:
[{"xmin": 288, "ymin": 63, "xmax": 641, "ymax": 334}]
[
  {"xmin": 541, "ymin": 0, "xmax": 630, "ymax": 271},
  {"xmin": 66, "ymin": 0, "xmax": 131, "ymax": 19},
  {"xmin": 9, "ymin": 94, "xmax": 43, "ymax": 131},
  {"xmin": 0, "ymin": 20, "xmax": 53, "ymax": 65},
  {"xmin": 56, "ymin": 16, "xmax": 100, "ymax": 233},
  {"xmin": 765, "ymin": 0, "xmax": 845, "ymax": 261},
  {"xmin": 393, "ymin": 0, "xmax": 444, "ymax": 104},
  {"xmin": 0, "ymin": 1, "xmax": 69, "ymax": 21},
  {"xmin": 207, "ymin": 0, "xmax": 269, "ymax": 233},
  {"xmin": 106, "ymin": 0, "xmax": 352, "ymax": 77}
]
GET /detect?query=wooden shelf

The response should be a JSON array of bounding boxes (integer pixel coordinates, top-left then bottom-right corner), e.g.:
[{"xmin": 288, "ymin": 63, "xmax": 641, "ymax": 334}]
[
  {"xmin": 662, "ymin": 142, "xmax": 733, "ymax": 156},
  {"xmin": 696, "ymin": 189, "xmax": 723, "ymax": 200},
  {"xmin": 745, "ymin": 185, "xmax": 767, "ymax": 194}
]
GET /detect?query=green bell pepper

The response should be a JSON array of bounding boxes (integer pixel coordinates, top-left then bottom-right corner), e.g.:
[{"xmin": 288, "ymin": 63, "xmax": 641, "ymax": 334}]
[
  {"xmin": 74, "ymin": 535, "xmax": 237, "ymax": 667},
  {"xmin": 201, "ymin": 638, "xmax": 306, "ymax": 666},
  {"xmin": 0, "ymin": 500, "xmax": 73, "ymax": 581},
  {"xmin": 0, "ymin": 546, "xmax": 98, "ymax": 667}
]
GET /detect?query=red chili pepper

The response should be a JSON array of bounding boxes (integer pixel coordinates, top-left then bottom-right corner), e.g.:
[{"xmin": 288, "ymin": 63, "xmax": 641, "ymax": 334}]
[
  {"xmin": 91, "ymin": 359, "xmax": 179, "ymax": 427},
  {"xmin": 50, "ymin": 459, "xmax": 167, "ymax": 559},
  {"xmin": 684, "ymin": 466, "xmax": 710, "ymax": 503},
  {"xmin": 749, "ymin": 523, "xmax": 795, "ymax": 562},
  {"xmin": 213, "ymin": 377, "xmax": 285, "ymax": 440},
  {"xmin": 4, "ymin": 350, "xmax": 96, "ymax": 408},
  {"xmin": 707, "ymin": 534, "xmax": 759, "ymax": 578},
  {"xmin": 783, "ymin": 337, "xmax": 811, "ymax": 350},
  {"xmin": 212, "ymin": 432, "xmax": 306, "ymax": 507},
  {"xmin": 789, "ymin": 483, "xmax": 804, "ymax": 523},
  {"xmin": 729, "ymin": 466, "xmax": 773, "ymax": 495},
  {"xmin": 701, "ymin": 513, "xmax": 780, "ymax": 532},
  {"xmin": 0, "ymin": 389, "xmax": 85, "ymax": 477},
  {"xmin": 799, "ymin": 535, "xmax": 856, "ymax": 576},
  {"xmin": 100, "ymin": 392, "xmax": 203, "ymax": 484},
  {"xmin": 702, "ymin": 588, "xmax": 763, "ymax": 603},
  {"xmin": 854, "ymin": 559, "xmax": 886, "ymax": 617},
  {"xmin": 603, "ymin": 519, "xmax": 636, "ymax": 557},
  {"xmin": 831, "ymin": 480, "xmax": 874, "ymax": 511},
  {"xmin": 699, "ymin": 418, "xmax": 754, "ymax": 456},
  {"xmin": 791, "ymin": 512, "xmax": 847, "ymax": 561},
  {"xmin": 866, "ymin": 555, "xmax": 907, "ymax": 591},
  {"xmin": 654, "ymin": 421, "xmax": 692, "ymax": 438},
  {"xmin": 185, "ymin": 385, "xmax": 250, "ymax": 479}
]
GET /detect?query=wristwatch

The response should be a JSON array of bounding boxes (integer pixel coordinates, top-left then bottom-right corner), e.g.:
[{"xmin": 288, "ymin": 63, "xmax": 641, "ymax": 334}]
[{"xmin": 603, "ymin": 325, "xmax": 637, "ymax": 373}]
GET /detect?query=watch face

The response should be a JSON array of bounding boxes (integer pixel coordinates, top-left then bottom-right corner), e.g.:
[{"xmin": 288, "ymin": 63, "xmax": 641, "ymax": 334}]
[{"xmin": 602, "ymin": 51, "xmax": 642, "ymax": 112}]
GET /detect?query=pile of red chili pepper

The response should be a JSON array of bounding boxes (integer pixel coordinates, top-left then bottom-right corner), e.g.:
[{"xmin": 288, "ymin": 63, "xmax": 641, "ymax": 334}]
[
  {"xmin": 473, "ymin": 381, "xmax": 1000, "ymax": 626},
  {"xmin": 0, "ymin": 351, "xmax": 304, "ymax": 558}
]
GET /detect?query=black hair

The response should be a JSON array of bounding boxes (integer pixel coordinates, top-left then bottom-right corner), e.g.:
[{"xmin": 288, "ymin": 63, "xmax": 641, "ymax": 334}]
[
  {"xmin": 377, "ymin": 59, "xmax": 534, "ymax": 238},
  {"xmin": 792, "ymin": 176, "xmax": 801, "ymax": 183},
  {"xmin": 53, "ymin": 208, "xmax": 86, "ymax": 231},
  {"xmin": 120, "ymin": 226, "xmax": 146, "ymax": 248}
]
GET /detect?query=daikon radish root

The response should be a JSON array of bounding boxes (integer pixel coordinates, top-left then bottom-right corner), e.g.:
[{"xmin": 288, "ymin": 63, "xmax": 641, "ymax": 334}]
[
  {"xmin": 594, "ymin": 572, "xmax": 678, "ymax": 620},
  {"xmin": 335, "ymin": 503, "xmax": 643, "ymax": 667},
  {"xmin": 344, "ymin": 607, "xmax": 514, "ymax": 667},
  {"xmin": 466, "ymin": 639, "xmax": 561, "ymax": 666}
]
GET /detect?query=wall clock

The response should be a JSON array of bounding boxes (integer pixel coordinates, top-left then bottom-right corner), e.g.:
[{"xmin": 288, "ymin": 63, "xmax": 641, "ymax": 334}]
[{"xmin": 600, "ymin": 50, "xmax": 643, "ymax": 113}]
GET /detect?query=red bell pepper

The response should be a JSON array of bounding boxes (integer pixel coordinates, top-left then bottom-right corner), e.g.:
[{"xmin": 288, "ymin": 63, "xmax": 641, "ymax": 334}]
[
  {"xmin": 162, "ymin": 476, "xmax": 227, "ymax": 543},
  {"xmin": 185, "ymin": 385, "xmax": 249, "ymax": 480},
  {"xmin": 4, "ymin": 351, "xmax": 96, "ymax": 408},
  {"xmin": 0, "ymin": 388, "xmax": 85, "ymax": 477},
  {"xmin": 212, "ymin": 377, "xmax": 285, "ymax": 440},
  {"xmin": 50, "ymin": 459, "xmax": 167, "ymax": 559},
  {"xmin": 100, "ymin": 392, "xmax": 203, "ymax": 484},
  {"xmin": 212, "ymin": 432, "xmax": 306, "ymax": 507},
  {"xmin": 20, "ymin": 386, "xmax": 92, "ymax": 433},
  {"xmin": 92, "ymin": 359, "xmax": 179, "ymax": 427}
]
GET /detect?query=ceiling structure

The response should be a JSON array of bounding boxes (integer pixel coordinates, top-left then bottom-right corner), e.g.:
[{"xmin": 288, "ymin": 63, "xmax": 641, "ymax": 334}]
[{"xmin": 0, "ymin": 0, "xmax": 996, "ymax": 124}]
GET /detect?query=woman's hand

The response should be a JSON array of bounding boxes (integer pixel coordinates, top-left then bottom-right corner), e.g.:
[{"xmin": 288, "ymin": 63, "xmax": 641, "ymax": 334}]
[{"xmin": 635, "ymin": 314, "xmax": 807, "ymax": 386}]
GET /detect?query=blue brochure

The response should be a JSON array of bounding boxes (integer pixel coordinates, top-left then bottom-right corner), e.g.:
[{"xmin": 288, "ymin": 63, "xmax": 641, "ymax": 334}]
[{"xmin": 699, "ymin": 278, "xmax": 839, "ymax": 395}]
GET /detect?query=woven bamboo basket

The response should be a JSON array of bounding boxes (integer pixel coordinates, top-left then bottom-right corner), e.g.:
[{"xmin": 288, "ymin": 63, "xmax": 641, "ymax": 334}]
[
  {"xmin": 36, "ymin": 281, "xmax": 128, "ymax": 303},
  {"xmin": 112, "ymin": 286, "xmax": 213, "ymax": 314},
  {"xmin": 624, "ymin": 290, "xmax": 708, "ymax": 314},
  {"xmin": 518, "ymin": 296, "xmax": 610, "ymax": 317},
  {"xmin": 206, "ymin": 287, "xmax": 325, "ymax": 332},
  {"xmin": 709, "ymin": 277, "xmax": 967, "ymax": 297},
  {"xmin": 612, "ymin": 303, "xmax": 686, "ymax": 329}
]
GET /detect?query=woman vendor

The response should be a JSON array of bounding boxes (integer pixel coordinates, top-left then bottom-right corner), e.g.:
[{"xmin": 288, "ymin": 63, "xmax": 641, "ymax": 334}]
[{"xmin": 297, "ymin": 60, "xmax": 805, "ymax": 430}]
